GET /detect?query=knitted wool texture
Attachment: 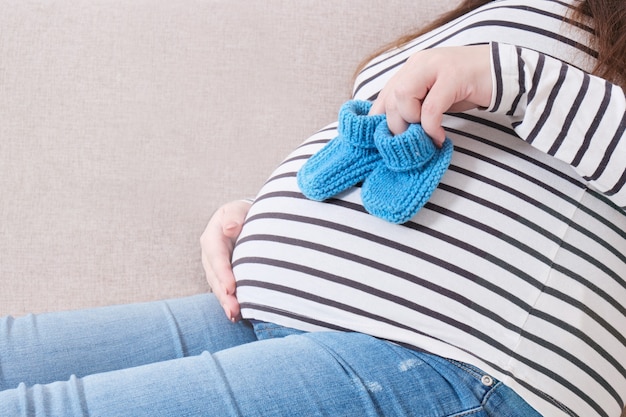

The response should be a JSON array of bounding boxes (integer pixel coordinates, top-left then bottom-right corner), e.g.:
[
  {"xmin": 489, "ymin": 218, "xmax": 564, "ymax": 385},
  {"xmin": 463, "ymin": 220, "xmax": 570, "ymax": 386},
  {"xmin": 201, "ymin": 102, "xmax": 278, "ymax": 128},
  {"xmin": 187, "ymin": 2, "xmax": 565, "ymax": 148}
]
[
  {"xmin": 297, "ymin": 100, "xmax": 385, "ymax": 201},
  {"xmin": 297, "ymin": 99, "xmax": 453, "ymax": 223},
  {"xmin": 361, "ymin": 122, "xmax": 453, "ymax": 224}
]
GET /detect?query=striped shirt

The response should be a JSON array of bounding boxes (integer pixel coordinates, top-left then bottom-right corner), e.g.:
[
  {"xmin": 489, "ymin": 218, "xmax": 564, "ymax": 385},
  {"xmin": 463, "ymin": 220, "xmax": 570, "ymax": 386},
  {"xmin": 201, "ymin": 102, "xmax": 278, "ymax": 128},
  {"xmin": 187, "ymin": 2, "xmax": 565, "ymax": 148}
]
[{"xmin": 231, "ymin": 1, "xmax": 626, "ymax": 416}]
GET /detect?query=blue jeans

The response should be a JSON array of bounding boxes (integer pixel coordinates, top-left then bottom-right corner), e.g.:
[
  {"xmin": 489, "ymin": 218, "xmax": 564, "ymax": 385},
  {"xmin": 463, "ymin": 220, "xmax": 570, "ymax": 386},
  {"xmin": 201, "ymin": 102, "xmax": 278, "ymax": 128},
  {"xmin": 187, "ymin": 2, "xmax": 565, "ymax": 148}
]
[{"xmin": 0, "ymin": 294, "xmax": 542, "ymax": 416}]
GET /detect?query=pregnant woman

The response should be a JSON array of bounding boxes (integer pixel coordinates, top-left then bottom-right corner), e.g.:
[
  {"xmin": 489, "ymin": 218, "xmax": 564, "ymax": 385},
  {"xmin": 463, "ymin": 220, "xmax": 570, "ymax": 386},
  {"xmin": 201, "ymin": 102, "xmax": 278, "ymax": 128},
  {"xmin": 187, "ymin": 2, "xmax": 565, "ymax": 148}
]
[{"xmin": 2, "ymin": 1, "xmax": 625, "ymax": 416}]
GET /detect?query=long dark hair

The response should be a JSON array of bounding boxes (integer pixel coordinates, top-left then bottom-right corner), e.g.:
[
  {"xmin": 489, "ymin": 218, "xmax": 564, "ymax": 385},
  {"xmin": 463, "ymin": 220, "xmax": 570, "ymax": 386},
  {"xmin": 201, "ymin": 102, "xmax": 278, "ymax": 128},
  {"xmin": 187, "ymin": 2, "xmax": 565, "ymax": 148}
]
[{"xmin": 356, "ymin": 0, "xmax": 626, "ymax": 89}]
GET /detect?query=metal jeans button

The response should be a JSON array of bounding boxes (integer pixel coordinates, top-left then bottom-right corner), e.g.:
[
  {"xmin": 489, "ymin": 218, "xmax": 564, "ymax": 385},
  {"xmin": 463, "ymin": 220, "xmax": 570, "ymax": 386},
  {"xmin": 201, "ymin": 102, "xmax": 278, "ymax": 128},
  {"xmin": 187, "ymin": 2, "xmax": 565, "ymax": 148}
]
[{"xmin": 481, "ymin": 375, "xmax": 494, "ymax": 386}]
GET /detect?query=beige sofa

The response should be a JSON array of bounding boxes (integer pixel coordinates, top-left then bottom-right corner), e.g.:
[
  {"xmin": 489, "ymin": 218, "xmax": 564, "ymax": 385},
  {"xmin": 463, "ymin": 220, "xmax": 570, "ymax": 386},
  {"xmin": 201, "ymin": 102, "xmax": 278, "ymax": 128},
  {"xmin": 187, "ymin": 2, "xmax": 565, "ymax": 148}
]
[{"xmin": 0, "ymin": 0, "xmax": 457, "ymax": 317}]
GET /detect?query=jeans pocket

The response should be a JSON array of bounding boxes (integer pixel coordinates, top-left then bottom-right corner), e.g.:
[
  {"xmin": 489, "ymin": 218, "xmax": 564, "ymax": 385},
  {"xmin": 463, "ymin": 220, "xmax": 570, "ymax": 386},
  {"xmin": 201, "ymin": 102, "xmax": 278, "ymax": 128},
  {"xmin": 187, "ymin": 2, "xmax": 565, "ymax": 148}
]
[{"xmin": 444, "ymin": 358, "xmax": 497, "ymax": 385}]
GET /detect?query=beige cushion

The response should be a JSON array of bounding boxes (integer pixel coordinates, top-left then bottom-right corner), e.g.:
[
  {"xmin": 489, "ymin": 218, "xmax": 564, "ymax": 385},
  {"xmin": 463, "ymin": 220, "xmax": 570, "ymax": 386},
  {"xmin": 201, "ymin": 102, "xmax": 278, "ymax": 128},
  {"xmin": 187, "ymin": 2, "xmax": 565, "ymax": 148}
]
[{"xmin": 0, "ymin": 0, "xmax": 458, "ymax": 316}]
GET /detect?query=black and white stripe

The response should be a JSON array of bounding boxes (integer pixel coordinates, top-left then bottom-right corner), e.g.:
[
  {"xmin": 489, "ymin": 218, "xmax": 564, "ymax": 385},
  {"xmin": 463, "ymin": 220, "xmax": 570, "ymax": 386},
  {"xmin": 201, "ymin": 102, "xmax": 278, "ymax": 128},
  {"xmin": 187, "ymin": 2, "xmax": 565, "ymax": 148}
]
[
  {"xmin": 491, "ymin": 42, "xmax": 626, "ymax": 206},
  {"xmin": 232, "ymin": 1, "xmax": 626, "ymax": 416}
]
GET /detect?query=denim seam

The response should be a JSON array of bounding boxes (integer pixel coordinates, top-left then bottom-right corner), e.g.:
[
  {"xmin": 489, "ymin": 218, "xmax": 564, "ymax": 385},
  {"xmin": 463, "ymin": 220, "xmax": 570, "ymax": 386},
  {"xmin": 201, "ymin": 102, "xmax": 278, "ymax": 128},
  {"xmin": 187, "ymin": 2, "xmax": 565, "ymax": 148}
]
[
  {"xmin": 446, "ymin": 382, "xmax": 501, "ymax": 417},
  {"xmin": 449, "ymin": 407, "xmax": 484, "ymax": 417},
  {"xmin": 443, "ymin": 358, "xmax": 485, "ymax": 381},
  {"xmin": 481, "ymin": 381, "xmax": 500, "ymax": 405},
  {"xmin": 303, "ymin": 333, "xmax": 387, "ymax": 417},
  {"xmin": 202, "ymin": 351, "xmax": 245, "ymax": 417},
  {"xmin": 445, "ymin": 383, "xmax": 499, "ymax": 417}
]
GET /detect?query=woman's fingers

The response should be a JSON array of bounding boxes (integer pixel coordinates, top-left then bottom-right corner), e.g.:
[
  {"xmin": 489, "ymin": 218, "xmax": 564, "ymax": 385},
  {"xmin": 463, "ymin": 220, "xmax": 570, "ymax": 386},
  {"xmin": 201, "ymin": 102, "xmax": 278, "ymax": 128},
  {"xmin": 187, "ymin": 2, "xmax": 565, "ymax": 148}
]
[
  {"xmin": 369, "ymin": 45, "xmax": 492, "ymax": 144},
  {"xmin": 200, "ymin": 200, "xmax": 251, "ymax": 321}
]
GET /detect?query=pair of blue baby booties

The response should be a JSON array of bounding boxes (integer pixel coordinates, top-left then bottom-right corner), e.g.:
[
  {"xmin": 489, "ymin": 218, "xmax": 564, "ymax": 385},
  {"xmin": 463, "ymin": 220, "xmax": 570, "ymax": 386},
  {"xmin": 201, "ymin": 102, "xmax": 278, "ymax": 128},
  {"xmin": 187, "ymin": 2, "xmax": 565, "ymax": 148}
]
[{"xmin": 297, "ymin": 99, "xmax": 453, "ymax": 224}]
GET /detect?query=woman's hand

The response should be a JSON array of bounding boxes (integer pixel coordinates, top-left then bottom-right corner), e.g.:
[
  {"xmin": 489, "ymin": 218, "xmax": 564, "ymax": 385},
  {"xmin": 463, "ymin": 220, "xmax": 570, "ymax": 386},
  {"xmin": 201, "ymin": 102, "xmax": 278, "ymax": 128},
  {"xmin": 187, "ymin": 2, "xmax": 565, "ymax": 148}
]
[
  {"xmin": 370, "ymin": 45, "xmax": 493, "ymax": 145},
  {"xmin": 200, "ymin": 200, "xmax": 252, "ymax": 322}
]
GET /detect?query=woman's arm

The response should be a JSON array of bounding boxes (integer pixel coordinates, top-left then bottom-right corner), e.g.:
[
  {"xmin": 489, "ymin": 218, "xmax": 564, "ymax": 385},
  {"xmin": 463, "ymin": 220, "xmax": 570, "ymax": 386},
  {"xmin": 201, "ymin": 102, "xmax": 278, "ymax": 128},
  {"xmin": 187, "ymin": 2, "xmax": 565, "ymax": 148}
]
[{"xmin": 489, "ymin": 42, "xmax": 626, "ymax": 207}]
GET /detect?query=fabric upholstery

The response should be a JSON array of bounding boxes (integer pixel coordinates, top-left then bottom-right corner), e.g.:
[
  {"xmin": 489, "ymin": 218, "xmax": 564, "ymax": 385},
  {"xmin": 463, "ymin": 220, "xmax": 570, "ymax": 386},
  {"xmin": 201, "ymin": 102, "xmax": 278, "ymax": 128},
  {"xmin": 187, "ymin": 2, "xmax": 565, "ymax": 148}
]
[{"xmin": 0, "ymin": 0, "xmax": 457, "ymax": 316}]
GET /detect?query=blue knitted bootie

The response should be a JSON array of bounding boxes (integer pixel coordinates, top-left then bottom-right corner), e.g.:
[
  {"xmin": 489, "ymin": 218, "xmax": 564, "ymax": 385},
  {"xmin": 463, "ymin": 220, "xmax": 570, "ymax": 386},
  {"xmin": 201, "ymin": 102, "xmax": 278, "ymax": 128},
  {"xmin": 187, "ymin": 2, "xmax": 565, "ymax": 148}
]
[
  {"xmin": 297, "ymin": 100, "xmax": 386, "ymax": 201},
  {"xmin": 361, "ymin": 122, "xmax": 453, "ymax": 224}
]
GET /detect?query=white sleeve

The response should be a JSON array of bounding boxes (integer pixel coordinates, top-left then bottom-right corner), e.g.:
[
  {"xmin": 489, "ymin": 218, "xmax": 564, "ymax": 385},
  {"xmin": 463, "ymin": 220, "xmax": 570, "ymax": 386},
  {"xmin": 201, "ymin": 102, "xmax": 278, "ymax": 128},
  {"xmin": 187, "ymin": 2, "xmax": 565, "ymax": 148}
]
[{"xmin": 487, "ymin": 41, "xmax": 626, "ymax": 208}]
